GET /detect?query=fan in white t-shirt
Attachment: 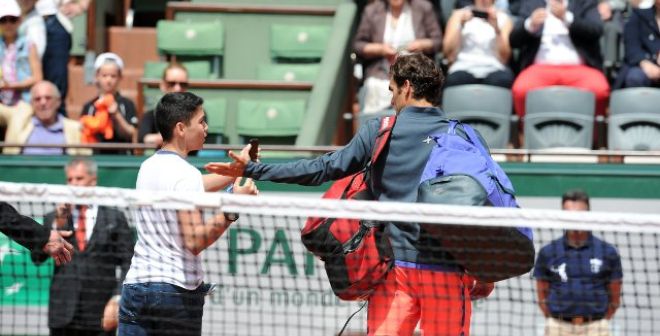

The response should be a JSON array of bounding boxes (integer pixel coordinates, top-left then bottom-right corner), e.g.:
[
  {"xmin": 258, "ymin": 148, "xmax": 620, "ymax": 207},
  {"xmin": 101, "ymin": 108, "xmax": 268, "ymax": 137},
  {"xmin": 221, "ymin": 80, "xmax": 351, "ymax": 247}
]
[{"xmin": 119, "ymin": 92, "xmax": 258, "ymax": 336}]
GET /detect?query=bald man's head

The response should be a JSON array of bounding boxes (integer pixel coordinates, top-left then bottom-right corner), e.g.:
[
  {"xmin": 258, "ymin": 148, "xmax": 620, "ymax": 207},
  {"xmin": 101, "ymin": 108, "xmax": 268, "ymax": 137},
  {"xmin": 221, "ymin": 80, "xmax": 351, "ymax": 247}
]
[{"xmin": 30, "ymin": 81, "xmax": 62, "ymax": 126}]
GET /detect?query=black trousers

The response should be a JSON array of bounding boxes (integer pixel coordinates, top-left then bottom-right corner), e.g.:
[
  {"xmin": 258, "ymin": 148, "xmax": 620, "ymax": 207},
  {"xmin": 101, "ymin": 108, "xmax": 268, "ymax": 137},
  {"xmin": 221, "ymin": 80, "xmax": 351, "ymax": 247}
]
[
  {"xmin": 444, "ymin": 69, "xmax": 514, "ymax": 89},
  {"xmin": 43, "ymin": 15, "xmax": 72, "ymax": 116}
]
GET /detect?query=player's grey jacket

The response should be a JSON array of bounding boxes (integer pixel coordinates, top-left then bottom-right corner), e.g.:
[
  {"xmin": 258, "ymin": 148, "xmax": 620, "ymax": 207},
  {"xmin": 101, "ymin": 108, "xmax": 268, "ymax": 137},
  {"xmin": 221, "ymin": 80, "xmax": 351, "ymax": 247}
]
[{"xmin": 245, "ymin": 106, "xmax": 465, "ymax": 266}]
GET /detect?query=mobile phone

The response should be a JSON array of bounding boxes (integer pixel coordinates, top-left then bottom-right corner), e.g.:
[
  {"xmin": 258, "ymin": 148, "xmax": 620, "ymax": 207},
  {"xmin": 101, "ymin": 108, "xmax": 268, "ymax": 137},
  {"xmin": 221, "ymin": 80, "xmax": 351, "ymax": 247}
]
[
  {"xmin": 248, "ymin": 138, "xmax": 259, "ymax": 162},
  {"xmin": 472, "ymin": 9, "xmax": 489, "ymax": 19}
]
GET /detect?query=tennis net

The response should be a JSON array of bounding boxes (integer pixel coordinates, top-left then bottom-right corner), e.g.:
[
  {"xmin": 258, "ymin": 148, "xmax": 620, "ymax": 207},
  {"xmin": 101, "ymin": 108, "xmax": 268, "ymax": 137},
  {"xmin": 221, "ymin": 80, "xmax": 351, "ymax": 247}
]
[{"xmin": 1, "ymin": 181, "xmax": 659, "ymax": 335}]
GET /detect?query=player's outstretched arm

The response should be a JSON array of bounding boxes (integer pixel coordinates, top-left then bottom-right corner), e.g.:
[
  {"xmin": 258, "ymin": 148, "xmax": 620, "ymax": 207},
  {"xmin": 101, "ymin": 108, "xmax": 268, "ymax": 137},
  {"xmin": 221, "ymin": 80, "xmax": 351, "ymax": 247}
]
[
  {"xmin": 204, "ymin": 144, "xmax": 252, "ymax": 177},
  {"xmin": 178, "ymin": 178, "xmax": 258, "ymax": 255}
]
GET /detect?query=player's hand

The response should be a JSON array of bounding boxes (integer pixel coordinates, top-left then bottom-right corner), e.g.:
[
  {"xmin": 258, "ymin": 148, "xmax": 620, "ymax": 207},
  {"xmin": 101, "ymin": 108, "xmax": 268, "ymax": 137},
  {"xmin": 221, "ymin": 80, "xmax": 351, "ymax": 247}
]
[
  {"xmin": 233, "ymin": 177, "xmax": 259, "ymax": 196},
  {"xmin": 469, "ymin": 280, "xmax": 495, "ymax": 300},
  {"xmin": 101, "ymin": 297, "xmax": 119, "ymax": 331},
  {"xmin": 204, "ymin": 144, "xmax": 252, "ymax": 177},
  {"xmin": 43, "ymin": 230, "xmax": 74, "ymax": 266}
]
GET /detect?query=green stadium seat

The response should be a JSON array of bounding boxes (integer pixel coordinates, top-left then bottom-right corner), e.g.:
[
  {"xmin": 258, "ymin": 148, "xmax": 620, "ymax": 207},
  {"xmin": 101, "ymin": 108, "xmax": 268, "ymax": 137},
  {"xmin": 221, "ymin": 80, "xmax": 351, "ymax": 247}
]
[
  {"xmin": 70, "ymin": 13, "xmax": 87, "ymax": 56},
  {"xmin": 270, "ymin": 24, "xmax": 331, "ymax": 62},
  {"xmin": 143, "ymin": 61, "xmax": 212, "ymax": 80},
  {"xmin": 237, "ymin": 99, "xmax": 305, "ymax": 144},
  {"xmin": 257, "ymin": 63, "xmax": 320, "ymax": 82},
  {"xmin": 156, "ymin": 20, "xmax": 224, "ymax": 77},
  {"xmin": 198, "ymin": 97, "xmax": 228, "ymax": 157},
  {"xmin": 204, "ymin": 97, "xmax": 228, "ymax": 136}
]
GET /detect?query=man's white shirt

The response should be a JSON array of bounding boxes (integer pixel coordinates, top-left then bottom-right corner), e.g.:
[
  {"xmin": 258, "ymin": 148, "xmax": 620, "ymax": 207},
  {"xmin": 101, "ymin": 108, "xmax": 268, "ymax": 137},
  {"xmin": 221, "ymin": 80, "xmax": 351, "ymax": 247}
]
[{"xmin": 124, "ymin": 151, "xmax": 205, "ymax": 290}]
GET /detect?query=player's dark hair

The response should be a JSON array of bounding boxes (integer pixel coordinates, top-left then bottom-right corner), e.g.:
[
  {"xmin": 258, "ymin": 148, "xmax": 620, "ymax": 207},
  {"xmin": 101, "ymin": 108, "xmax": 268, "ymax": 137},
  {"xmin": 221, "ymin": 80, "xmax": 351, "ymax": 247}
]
[
  {"xmin": 562, "ymin": 189, "xmax": 590, "ymax": 210},
  {"xmin": 155, "ymin": 92, "xmax": 204, "ymax": 142},
  {"xmin": 389, "ymin": 53, "xmax": 444, "ymax": 104}
]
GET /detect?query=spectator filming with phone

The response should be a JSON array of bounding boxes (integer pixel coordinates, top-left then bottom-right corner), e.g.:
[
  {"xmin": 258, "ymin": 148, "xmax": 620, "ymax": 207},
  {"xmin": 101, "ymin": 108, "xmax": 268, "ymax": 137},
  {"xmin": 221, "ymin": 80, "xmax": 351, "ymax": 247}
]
[{"xmin": 443, "ymin": 0, "xmax": 515, "ymax": 89}]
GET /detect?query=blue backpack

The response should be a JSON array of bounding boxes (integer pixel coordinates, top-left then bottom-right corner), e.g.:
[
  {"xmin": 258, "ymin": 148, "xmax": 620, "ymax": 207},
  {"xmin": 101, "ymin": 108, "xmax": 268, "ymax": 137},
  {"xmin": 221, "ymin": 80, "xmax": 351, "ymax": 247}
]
[{"xmin": 417, "ymin": 120, "xmax": 535, "ymax": 282}]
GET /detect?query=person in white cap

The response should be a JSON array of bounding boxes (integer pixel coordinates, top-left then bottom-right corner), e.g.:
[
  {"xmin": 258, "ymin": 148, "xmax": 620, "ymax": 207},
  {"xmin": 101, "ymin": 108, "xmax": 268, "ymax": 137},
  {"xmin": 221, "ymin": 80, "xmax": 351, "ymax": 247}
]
[
  {"xmin": 79, "ymin": 52, "xmax": 138, "ymax": 154},
  {"xmin": 0, "ymin": 0, "xmax": 43, "ymax": 128}
]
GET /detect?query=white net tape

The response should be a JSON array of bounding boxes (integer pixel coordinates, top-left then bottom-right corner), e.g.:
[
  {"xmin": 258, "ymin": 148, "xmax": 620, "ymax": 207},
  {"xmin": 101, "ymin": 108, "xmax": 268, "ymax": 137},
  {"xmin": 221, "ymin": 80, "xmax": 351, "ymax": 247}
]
[{"xmin": 2, "ymin": 182, "xmax": 660, "ymax": 233}]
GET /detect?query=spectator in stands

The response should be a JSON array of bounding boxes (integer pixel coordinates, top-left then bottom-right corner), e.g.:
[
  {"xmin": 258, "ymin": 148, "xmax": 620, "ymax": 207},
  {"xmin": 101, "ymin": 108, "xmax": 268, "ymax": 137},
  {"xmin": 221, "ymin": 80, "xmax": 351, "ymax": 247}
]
[
  {"xmin": 3, "ymin": 80, "xmax": 88, "ymax": 155},
  {"xmin": 18, "ymin": 0, "xmax": 46, "ymax": 59},
  {"xmin": 354, "ymin": 0, "xmax": 442, "ymax": 113},
  {"xmin": 1, "ymin": 201, "xmax": 73, "ymax": 266},
  {"xmin": 138, "ymin": 62, "xmax": 189, "ymax": 147},
  {"xmin": 617, "ymin": 0, "xmax": 660, "ymax": 88},
  {"xmin": 443, "ymin": 0, "xmax": 515, "ymax": 88},
  {"xmin": 598, "ymin": 0, "xmax": 627, "ymax": 78},
  {"xmin": 37, "ymin": 0, "xmax": 91, "ymax": 116},
  {"xmin": 32, "ymin": 157, "xmax": 135, "ymax": 336},
  {"xmin": 534, "ymin": 189, "xmax": 622, "ymax": 336},
  {"xmin": 509, "ymin": 0, "xmax": 610, "ymax": 118},
  {"xmin": 80, "ymin": 52, "xmax": 137, "ymax": 154},
  {"xmin": 0, "ymin": 0, "xmax": 42, "ymax": 127}
]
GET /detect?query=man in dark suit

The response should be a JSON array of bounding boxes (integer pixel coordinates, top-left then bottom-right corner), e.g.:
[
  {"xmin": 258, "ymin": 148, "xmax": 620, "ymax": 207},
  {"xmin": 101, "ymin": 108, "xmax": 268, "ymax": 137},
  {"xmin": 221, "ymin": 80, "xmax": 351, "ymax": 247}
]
[
  {"xmin": 1, "ymin": 201, "xmax": 73, "ymax": 265},
  {"xmin": 31, "ymin": 158, "xmax": 135, "ymax": 336},
  {"xmin": 509, "ymin": 0, "xmax": 610, "ymax": 119}
]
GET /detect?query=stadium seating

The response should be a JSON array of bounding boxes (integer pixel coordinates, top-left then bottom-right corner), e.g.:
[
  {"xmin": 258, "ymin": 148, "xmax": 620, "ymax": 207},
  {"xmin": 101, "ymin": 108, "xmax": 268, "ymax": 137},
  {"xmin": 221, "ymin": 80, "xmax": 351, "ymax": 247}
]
[
  {"xmin": 139, "ymin": 1, "xmax": 357, "ymax": 147},
  {"xmin": 204, "ymin": 97, "xmax": 228, "ymax": 138},
  {"xmin": 608, "ymin": 88, "xmax": 660, "ymax": 151},
  {"xmin": 70, "ymin": 13, "xmax": 87, "ymax": 57},
  {"xmin": 198, "ymin": 97, "xmax": 228, "ymax": 157},
  {"xmin": 524, "ymin": 86, "xmax": 596, "ymax": 150},
  {"xmin": 442, "ymin": 84, "xmax": 514, "ymax": 149},
  {"xmin": 270, "ymin": 24, "xmax": 331, "ymax": 62},
  {"xmin": 256, "ymin": 63, "xmax": 320, "ymax": 82},
  {"xmin": 156, "ymin": 20, "xmax": 224, "ymax": 77},
  {"xmin": 237, "ymin": 99, "xmax": 306, "ymax": 144}
]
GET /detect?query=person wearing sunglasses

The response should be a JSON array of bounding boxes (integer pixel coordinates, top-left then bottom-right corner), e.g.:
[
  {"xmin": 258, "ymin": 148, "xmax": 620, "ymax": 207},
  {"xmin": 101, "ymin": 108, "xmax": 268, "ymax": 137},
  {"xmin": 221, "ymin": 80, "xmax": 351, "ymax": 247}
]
[
  {"xmin": 138, "ymin": 62, "xmax": 189, "ymax": 147},
  {"xmin": 0, "ymin": 0, "xmax": 43, "ymax": 130}
]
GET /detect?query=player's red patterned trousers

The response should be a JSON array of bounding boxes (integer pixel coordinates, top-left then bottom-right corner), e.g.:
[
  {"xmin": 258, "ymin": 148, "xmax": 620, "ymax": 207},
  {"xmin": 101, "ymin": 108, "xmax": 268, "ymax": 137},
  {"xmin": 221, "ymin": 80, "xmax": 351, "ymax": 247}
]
[{"xmin": 367, "ymin": 266, "xmax": 472, "ymax": 336}]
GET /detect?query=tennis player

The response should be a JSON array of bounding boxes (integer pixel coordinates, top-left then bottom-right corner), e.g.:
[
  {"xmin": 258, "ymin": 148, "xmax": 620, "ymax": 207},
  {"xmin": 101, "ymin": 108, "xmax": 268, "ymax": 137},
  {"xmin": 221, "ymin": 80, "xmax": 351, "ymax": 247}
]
[{"xmin": 206, "ymin": 53, "xmax": 492, "ymax": 335}]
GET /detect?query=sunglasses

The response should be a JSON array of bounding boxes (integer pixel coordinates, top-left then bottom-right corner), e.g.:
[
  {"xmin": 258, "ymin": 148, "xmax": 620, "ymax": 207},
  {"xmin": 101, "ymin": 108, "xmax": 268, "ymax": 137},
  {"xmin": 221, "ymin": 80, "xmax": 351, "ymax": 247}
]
[
  {"xmin": 165, "ymin": 81, "xmax": 189, "ymax": 89},
  {"xmin": 0, "ymin": 16, "xmax": 19, "ymax": 24}
]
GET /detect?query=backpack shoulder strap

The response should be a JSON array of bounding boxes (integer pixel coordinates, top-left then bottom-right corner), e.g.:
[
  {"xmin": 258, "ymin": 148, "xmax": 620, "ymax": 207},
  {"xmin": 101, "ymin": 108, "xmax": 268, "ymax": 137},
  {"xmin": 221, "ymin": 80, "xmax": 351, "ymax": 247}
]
[{"xmin": 370, "ymin": 116, "xmax": 396, "ymax": 165}]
